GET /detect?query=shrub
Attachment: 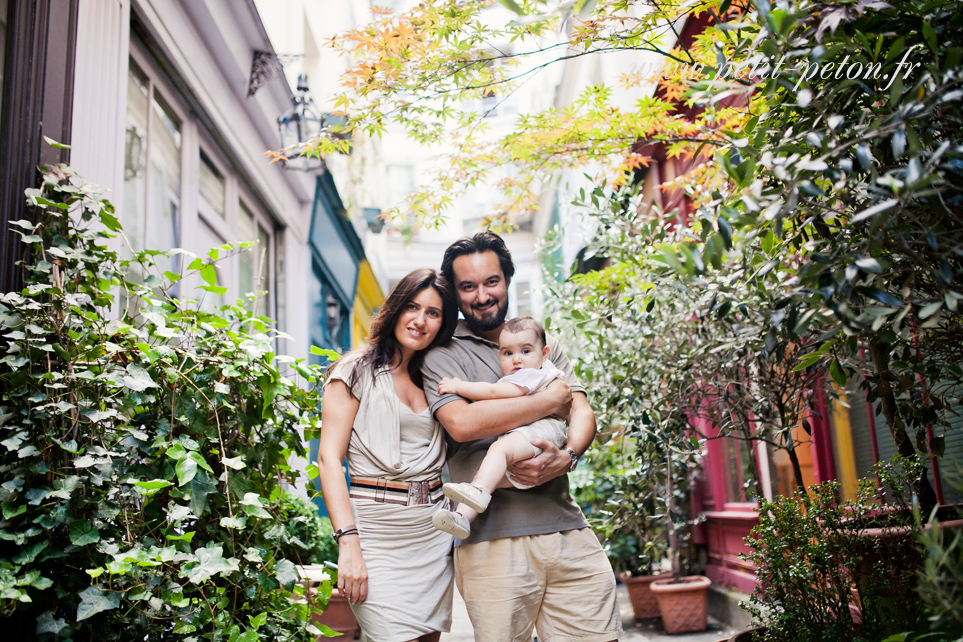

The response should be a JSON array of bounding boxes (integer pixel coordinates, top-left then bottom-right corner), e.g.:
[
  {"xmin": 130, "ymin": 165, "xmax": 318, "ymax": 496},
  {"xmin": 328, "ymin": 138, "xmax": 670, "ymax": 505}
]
[
  {"xmin": 743, "ymin": 481, "xmax": 924, "ymax": 642},
  {"xmin": 0, "ymin": 164, "xmax": 327, "ymax": 640}
]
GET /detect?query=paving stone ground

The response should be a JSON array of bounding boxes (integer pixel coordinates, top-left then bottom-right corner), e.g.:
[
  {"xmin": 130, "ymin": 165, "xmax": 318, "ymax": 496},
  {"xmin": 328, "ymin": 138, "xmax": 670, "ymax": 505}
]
[{"xmin": 440, "ymin": 583, "xmax": 736, "ymax": 642}]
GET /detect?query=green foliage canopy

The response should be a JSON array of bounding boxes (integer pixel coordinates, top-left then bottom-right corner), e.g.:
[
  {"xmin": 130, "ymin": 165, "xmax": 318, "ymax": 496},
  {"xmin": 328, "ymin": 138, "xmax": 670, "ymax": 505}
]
[{"xmin": 0, "ymin": 165, "xmax": 332, "ymax": 640}]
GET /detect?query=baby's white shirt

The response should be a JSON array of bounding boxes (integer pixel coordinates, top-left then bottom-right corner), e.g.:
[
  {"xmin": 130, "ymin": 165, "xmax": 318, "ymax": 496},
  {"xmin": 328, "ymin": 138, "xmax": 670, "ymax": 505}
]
[{"xmin": 496, "ymin": 361, "xmax": 564, "ymax": 395}]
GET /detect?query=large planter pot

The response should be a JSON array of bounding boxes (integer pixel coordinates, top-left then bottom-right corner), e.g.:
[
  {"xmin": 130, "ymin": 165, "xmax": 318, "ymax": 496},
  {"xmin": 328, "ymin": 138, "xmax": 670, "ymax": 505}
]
[
  {"xmin": 649, "ymin": 575, "xmax": 711, "ymax": 634},
  {"xmin": 310, "ymin": 587, "xmax": 361, "ymax": 640},
  {"xmin": 728, "ymin": 626, "xmax": 767, "ymax": 642},
  {"xmin": 620, "ymin": 571, "xmax": 671, "ymax": 620}
]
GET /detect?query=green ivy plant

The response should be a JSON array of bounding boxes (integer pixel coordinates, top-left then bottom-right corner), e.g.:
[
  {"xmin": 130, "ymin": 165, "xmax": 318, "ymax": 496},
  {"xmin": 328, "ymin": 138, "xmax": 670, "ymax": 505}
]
[{"xmin": 0, "ymin": 163, "xmax": 334, "ymax": 640}]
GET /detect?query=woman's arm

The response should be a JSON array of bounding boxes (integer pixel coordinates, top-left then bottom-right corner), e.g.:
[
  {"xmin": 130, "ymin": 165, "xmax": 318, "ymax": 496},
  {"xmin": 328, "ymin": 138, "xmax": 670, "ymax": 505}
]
[
  {"xmin": 318, "ymin": 380, "xmax": 367, "ymax": 604},
  {"xmin": 438, "ymin": 376, "xmax": 526, "ymax": 401}
]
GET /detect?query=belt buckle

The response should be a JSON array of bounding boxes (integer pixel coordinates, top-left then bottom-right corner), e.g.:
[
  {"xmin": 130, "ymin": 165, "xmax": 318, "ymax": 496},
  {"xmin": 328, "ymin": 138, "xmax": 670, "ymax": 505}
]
[
  {"xmin": 409, "ymin": 480, "xmax": 429, "ymax": 506},
  {"xmin": 375, "ymin": 478, "xmax": 387, "ymax": 504}
]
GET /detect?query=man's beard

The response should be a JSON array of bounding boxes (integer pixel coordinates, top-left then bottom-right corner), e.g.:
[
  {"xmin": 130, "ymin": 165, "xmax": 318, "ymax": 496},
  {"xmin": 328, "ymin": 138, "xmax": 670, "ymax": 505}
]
[{"xmin": 463, "ymin": 298, "xmax": 509, "ymax": 332}]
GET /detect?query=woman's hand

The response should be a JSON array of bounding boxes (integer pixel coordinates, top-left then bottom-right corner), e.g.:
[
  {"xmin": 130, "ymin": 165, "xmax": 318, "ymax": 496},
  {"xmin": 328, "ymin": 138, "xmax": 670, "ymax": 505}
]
[{"xmin": 336, "ymin": 535, "xmax": 368, "ymax": 605}]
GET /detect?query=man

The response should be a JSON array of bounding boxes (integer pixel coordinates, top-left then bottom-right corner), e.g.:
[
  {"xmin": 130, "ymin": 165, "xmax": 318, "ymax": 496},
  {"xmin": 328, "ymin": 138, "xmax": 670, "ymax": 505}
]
[{"xmin": 422, "ymin": 231, "xmax": 622, "ymax": 642}]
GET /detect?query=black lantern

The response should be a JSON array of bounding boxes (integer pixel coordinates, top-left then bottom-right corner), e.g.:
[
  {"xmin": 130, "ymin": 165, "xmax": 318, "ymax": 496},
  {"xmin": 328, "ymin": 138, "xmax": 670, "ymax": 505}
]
[{"xmin": 276, "ymin": 74, "xmax": 324, "ymax": 171}]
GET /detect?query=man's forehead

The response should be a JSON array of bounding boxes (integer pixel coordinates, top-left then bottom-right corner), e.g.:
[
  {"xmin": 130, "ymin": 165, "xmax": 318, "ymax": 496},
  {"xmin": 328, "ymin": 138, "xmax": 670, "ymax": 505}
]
[{"xmin": 452, "ymin": 251, "xmax": 505, "ymax": 282}]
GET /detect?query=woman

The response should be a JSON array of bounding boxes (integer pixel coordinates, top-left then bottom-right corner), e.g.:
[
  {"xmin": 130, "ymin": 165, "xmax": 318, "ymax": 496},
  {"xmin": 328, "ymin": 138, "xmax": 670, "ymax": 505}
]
[{"xmin": 318, "ymin": 268, "xmax": 458, "ymax": 642}]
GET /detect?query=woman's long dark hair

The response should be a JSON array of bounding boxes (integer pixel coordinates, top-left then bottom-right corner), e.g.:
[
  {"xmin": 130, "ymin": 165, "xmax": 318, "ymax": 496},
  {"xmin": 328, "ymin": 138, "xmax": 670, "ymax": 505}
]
[{"xmin": 354, "ymin": 268, "xmax": 457, "ymax": 389}]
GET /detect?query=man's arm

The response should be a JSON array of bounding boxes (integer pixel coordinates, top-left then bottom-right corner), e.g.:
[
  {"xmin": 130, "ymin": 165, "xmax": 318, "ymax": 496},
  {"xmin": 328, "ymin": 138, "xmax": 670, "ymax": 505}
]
[
  {"xmin": 435, "ymin": 378, "xmax": 573, "ymax": 442},
  {"xmin": 507, "ymin": 391, "xmax": 596, "ymax": 486},
  {"xmin": 438, "ymin": 377, "xmax": 527, "ymax": 401}
]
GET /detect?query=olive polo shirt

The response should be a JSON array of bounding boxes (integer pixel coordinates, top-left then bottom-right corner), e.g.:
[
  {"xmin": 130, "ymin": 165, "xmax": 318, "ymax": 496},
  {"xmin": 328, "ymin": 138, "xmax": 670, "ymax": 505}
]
[{"xmin": 422, "ymin": 319, "xmax": 589, "ymax": 545}]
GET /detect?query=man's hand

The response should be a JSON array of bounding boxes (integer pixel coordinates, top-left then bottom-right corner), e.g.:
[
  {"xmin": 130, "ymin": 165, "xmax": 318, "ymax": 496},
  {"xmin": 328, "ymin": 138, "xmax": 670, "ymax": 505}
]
[
  {"xmin": 544, "ymin": 379, "xmax": 573, "ymax": 419},
  {"xmin": 438, "ymin": 377, "xmax": 462, "ymax": 395},
  {"xmin": 507, "ymin": 439, "xmax": 571, "ymax": 487}
]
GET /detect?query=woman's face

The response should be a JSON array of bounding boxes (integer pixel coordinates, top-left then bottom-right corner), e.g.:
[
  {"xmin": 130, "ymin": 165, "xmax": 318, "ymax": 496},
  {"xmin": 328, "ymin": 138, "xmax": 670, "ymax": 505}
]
[{"xmin": 394, "ymin": 286, "xmax": 445, "ymax": 359}]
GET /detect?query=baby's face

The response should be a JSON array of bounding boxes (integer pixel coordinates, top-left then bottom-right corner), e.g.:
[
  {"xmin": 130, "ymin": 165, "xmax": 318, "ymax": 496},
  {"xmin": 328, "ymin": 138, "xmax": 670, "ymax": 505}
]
[{"xmin": 498, "ymin": 329, "xmax": 549, "ymax": 375}]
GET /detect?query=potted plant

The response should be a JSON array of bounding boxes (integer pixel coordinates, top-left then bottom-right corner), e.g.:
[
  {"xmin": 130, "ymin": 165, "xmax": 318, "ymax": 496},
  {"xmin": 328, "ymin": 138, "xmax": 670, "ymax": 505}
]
[
  {"xmin": 646, "ymin": 411, "xmax": 712, "ymax": 635},
  {"xmin": 278, "ymin": 492, "xmax": 361, "ymax": 640},
  {"xmin": 572, "ymin": 436, "xmax": 670, "ymax": 620}
]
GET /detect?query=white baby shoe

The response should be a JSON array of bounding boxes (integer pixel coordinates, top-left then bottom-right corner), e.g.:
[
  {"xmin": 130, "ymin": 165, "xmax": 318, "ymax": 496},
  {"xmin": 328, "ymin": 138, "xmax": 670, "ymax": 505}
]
[
  {"xmin": 442, "ymin": 482, "xmax": 492, "ymax": 513},
  {"xmin": 432, "ymin": 509, "xmax": 470, "ymax": 539}
]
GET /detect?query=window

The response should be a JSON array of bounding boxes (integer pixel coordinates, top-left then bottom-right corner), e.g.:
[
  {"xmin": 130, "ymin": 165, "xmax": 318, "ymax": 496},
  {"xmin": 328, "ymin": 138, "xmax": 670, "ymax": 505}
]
[
  {"xmin": 199, "ymin": 149, "xmax": 225, "ymax": 218},
  {"xmin": 122, "ymin": 57, "xmax": 182, "ymax": 274},
  {"xmin": 122, "ymin": 45, "xmax": 279, "ymax": 326},
  {"xmin": 721, "ymin": 437, "xmax": 758, "ymax": 503},
  {"xmin": 238, "ymin": 201, "xmax": 272, "ymax": 317}
]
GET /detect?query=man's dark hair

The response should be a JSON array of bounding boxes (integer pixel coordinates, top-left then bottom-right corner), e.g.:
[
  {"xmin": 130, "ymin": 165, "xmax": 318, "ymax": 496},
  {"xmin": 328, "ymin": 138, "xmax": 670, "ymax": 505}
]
[
  {"xmin": 440, "ymin": 231, "xmax": 516, "ymax": 289},
  {"xmin": 502, "ymin": 316, "xmax": 546, "ymax": 349}
]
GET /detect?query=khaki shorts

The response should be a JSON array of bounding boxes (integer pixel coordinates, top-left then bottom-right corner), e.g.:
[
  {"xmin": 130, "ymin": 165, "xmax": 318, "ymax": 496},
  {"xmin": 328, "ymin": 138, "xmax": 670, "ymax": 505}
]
[{"xmin": 454, "ymin": 528, "xmax": 623, "ymax": 642}]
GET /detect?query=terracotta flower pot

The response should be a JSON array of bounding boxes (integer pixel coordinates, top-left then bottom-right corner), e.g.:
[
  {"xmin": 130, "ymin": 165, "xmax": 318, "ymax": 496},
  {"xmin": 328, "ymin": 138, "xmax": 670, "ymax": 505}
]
[
  {"xmin": 649, "ymin": 575, "xmax": 711, "ymax": 634},
  {"xmin": 620, "ymin": 571, "xmax": 671, "ymax": 620},
  {"xmin": 728, "ymin": 626, "xmax": 767, "ymax": 642},
  {"xmin": 310, "ymin": 587, "xmax": 361, "ymax": 640}
]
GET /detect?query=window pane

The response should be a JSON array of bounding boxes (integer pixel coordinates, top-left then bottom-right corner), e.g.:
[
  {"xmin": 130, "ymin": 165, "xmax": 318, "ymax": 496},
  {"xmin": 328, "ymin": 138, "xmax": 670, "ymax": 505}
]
[
  {"xmin": 256, "ymin": 222, "xmax": 271, "ymax": 318},
  {"xmin": 123, "ymin": 59, "xmax": 149, "ymax": 254},
  {"xmin": 238, "ymin": 203, "xmax": 255, "ymax": 307},
  {"xmin": 238, "ymin": 203, "xmax": 271, "ymax": 317},
  {"xmin": 147, "ymin": 90, "xmax": 181, "ymax": 272},
  {"xmin": 199, "ymin": 150, "xmax": 225, "ymax": 218}
]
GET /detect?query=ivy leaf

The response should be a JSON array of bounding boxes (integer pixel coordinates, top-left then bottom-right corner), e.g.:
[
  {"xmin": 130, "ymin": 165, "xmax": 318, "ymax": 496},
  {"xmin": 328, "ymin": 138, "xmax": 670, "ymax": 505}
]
[
  {"xmin": 309, "ymin": 345, "xmax": 341, "ymax": 361},
  {"xmin": 76, "ymin": 586, "xmax": 120, "ymax": 622},
  {"xmin": 189, "ymin": 475, "xmax": 216, "ymax": 516},
  {"xmin": 275, "ymin": 559, "xmax": 300, "ymax": 589},
  {"xmin": 184, "ymin": 546, "xmax": 240, "ymax": 584},
  {"xmin": 176, "ymin": 457, "xmax": 198, "ymax": 487},
  {"xmin": 222, "ymin": 456, "xmax": 246, "ymax": 470},
  {"xmin": 200, "ymin": 264, "xmax": 218, "ymax": 287},
  {"xmin": 123, "ymin": 363, "xmax": 158, "ymax": 392},
  {"xmin": 133, "ymin": 479, "xmax": 174, "ymax": 493},
  {"xmin": 188, "ymin": 451, "xmax": 214, "ymax": 474},
  {"xmin": 219, "ymin": 516, "xmax": 247, "ymax": 529},
  {"xmin": 166, "ymin": 531, "xmax": 196, "ymax": 542},
  {"xmin": 69, "ymin": 520, "xmax": 101, "ymax": 546},
  {"xmin": 73, "ymin": 455, "xmax": 98, "ymax": 468},
  {"xmin": 36, "ymin": 611, "xmax": 68, "ymax": 635},
  {"xmin": 14, "ymin": 541, "xmax": 48, "ymax": 564}
]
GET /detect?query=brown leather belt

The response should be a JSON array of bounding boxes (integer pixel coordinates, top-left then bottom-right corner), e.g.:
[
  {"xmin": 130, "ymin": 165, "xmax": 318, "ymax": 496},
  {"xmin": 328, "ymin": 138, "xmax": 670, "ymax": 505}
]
[{"xmin": 348, "ymin": 476, "xmax": 444, "ymax": 506}]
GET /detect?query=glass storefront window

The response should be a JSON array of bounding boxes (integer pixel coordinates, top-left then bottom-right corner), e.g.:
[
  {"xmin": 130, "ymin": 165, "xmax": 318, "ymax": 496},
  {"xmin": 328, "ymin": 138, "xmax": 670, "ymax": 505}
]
[{"xmin": 122, "ymin": 57, "xmax": 181, "ymax": 276}]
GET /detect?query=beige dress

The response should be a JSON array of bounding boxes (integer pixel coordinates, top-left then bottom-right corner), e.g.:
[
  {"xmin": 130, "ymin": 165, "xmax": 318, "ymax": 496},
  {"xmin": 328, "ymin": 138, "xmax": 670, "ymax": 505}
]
[{"xmin": 327, "ymin": 355, "xmax": 454, "ymax": 642}]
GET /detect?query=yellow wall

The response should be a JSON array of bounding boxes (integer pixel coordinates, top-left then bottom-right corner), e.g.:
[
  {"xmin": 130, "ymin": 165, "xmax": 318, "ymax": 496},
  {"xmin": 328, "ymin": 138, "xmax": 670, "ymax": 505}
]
[
  {"xmin": 352, "ymin": 260, "xmax": 385, "ymax": 348},
  {"xmin": 830, "ymin": 387, "xmax": 860, "ymax": 501}
]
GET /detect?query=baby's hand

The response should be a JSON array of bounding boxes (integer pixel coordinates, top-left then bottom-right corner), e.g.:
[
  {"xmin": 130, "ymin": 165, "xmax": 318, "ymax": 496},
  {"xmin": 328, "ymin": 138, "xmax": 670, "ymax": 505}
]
[{"xmin": 438, "ymin": 377, "xmax": 461, "ymax": 395}]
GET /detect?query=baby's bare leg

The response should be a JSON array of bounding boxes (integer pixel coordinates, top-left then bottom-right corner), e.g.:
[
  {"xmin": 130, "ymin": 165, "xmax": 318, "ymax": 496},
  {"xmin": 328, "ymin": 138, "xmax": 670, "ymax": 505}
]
[{"xmin": 473, "ymin": 432, "xmax": 539, "ymax": 494}]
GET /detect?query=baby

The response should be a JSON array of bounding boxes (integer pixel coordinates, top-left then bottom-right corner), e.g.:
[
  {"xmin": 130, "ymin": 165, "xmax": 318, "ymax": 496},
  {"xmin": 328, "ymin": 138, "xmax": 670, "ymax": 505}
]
[{"xmin": 432, "ymin": 316, "xmax": 569, "ymax": 539}]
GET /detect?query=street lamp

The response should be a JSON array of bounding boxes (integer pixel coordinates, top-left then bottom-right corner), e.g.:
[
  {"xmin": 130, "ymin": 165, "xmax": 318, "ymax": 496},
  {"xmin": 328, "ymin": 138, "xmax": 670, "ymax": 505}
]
[{"xmin": 276, "ymin": 74, "xmax": 324, "ymax": 171}]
